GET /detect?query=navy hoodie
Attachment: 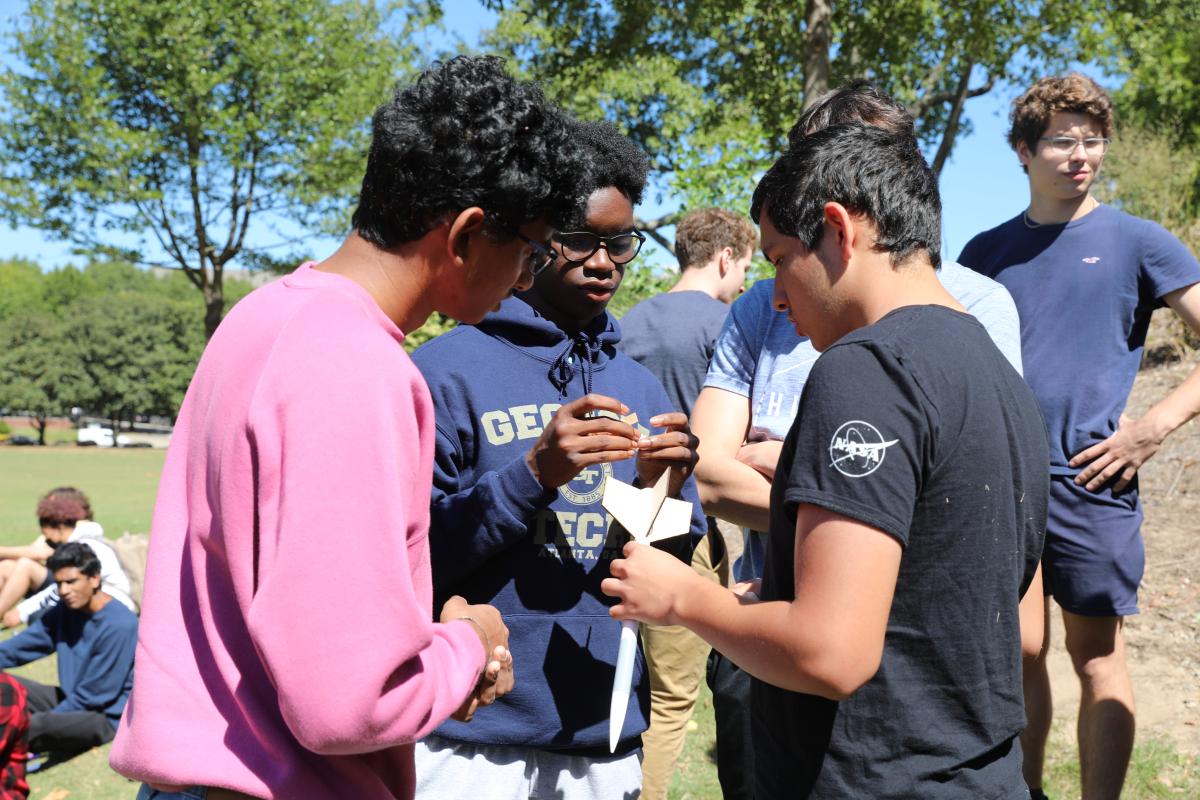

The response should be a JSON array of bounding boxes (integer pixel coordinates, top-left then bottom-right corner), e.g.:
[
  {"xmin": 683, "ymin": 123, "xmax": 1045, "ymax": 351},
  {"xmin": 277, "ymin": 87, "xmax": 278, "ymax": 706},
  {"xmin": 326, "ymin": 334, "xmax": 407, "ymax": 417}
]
[{"xmin": 413, "ymin": 295, "xmax": 707, "ymax": 753}]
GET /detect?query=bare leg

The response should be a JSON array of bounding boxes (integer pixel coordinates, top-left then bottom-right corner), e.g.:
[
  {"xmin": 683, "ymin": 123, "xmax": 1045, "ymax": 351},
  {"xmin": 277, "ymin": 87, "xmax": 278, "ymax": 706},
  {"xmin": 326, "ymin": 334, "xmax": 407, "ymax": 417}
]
[
  {"xmin": 1021, "ymin": 602, "xmax": 1053, "ymax": 792},
  {"xmin": 0, "ymin": 558, "xmax": 47, "ymax": 617},
  {"xmin": 1062, "ymin": 611, "xmax": 1135, "ymax": 800},
  {"xmin": 0, "ymin": 560, "xmax": 16, "ymax": 589}
]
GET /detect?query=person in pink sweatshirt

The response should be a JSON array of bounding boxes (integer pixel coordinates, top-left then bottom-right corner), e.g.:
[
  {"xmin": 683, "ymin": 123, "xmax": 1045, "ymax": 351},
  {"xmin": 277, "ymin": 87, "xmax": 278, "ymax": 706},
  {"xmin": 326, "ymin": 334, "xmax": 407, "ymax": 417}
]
[{"xmin": 109, "ymin": 55, "xmax": 589, "ymax": 800}]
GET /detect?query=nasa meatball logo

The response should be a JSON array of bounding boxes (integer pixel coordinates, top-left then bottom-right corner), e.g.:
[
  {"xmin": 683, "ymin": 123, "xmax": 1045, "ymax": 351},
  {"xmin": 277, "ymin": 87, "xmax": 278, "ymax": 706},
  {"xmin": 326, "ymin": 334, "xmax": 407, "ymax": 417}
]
[{"xmin": 829, "ymin": 420, "xmax": 899, "ymax": 478}]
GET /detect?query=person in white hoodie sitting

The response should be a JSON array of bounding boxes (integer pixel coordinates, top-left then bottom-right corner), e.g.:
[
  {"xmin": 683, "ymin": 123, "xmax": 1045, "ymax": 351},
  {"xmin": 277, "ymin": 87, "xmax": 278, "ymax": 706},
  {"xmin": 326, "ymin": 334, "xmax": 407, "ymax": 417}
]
[{"xmin": 0, "ymin": 488, "xmax": 134, "ymax": 628}]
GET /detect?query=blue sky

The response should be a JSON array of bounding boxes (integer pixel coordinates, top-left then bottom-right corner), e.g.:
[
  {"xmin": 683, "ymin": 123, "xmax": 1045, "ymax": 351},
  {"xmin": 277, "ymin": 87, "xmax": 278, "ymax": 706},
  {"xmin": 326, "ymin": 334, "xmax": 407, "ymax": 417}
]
[{"xmin": 1, "ymin": 1, "xmax": 1094, "ymax": 272}]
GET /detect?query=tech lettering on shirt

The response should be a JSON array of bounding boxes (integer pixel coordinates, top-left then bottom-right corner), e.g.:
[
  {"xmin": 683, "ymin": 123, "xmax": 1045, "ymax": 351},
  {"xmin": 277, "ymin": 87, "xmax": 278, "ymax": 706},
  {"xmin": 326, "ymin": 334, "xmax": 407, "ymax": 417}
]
[{"xmin": 479, "ymin": 402, "xmax": 650, "ymax": 560}]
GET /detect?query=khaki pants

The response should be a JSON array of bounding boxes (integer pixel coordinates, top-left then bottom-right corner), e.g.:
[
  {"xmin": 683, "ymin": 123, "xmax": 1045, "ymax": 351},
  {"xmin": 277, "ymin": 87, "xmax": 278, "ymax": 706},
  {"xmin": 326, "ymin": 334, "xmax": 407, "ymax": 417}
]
[{"xmin": 638, "ymin": 525, "xmax": 729, "ymax": 800}]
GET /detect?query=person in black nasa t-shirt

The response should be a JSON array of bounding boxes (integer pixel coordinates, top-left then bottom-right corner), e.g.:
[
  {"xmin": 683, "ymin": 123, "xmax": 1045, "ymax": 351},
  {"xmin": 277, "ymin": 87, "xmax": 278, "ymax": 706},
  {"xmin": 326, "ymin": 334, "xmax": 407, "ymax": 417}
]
[{"xmin": 602, "ymin": 124, "xmax": 1049, "ymax": 799}]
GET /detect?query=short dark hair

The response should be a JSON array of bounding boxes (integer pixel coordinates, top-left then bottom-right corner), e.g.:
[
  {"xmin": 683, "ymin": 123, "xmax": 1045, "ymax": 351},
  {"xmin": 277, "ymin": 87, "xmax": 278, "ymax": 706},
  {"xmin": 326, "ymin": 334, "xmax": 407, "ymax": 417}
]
[
  {"xmin": 562, "ymin": 120, "xmax": 649, "ymax": 228},
  {"xmin": 47, "ymin": 541, "xmax": 101, "ymax": 578},
  {"xmin": 674, "ymin": 208, "xmax": 758, "ymax": 270},
  {"xmin": 36, "ymin": 487, "xmax": 92, "ymax": 528},
  {"xmin": 752, "ymin": 124, "xmax": 942, "ymax": 269},
  {"xmin": 788, "ymin": 80, "xmax": 914, "ymax": 146},
  {"xmin": 352, "ymin": 55, "xmax": 586, "ymax": 248},
  {"xmin": 1009, "ymin": 73, "xmax": 1114, "ymax": 156}
]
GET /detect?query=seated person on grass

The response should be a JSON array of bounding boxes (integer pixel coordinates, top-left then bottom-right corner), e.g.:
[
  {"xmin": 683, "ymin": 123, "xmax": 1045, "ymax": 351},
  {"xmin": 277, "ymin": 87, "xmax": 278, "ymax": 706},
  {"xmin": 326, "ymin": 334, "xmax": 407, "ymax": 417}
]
[
  {"xmin": 0, "ymin": 488, "xmax": 135, "ymax": 629},
  {"xmin": 0, "ymin": 542, "xmax": 137, "ymax": 759}
]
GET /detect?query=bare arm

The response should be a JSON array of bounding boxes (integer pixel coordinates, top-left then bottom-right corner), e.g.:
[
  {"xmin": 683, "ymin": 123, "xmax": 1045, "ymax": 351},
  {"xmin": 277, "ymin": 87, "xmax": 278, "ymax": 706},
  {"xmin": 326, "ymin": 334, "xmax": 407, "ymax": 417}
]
[
  {"xmin": 0, "ymin": 539, "xmax": 53, "ymax": 563},
  {"xmin": 1018, "ymin": 563, "xmax": 1045, "ymax": 660},
  {"xmin": 1070, "ymin": 283, "xmax": 1200, "ymax": 491},
  {"xmin": 604, "ymin": 504, "xmax": 901, "ymax": 699},
  {"xmin": 691, "ymin": 386, "xmax": 771, "ymax": 531}
]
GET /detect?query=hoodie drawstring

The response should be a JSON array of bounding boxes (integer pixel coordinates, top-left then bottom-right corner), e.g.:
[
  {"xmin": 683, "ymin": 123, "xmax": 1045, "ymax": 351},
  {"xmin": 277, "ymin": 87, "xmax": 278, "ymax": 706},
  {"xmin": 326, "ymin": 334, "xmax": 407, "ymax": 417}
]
[{"xmin": 549, "ymin": 336, "xmax": 602, "ymax": 397}]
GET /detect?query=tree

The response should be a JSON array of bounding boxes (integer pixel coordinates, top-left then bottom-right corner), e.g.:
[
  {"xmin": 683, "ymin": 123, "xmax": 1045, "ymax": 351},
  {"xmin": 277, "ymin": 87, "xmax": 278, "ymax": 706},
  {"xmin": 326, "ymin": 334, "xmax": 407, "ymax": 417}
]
[
  {"xmin": 1096, "ymin": 124, "xmax": 1200, "ymax": 356},
  {"xmin": 482, "ymin": 0, "xmax": 1108, "ymax": 251},
  {"xmin": 1103, "ymin": 0, "xmax": 1200, "ymax": 224},
  {"xmin": 0, "ymin": 311, "xmax": 88, "ymax": 445},
  {"xmin": 0, "ymin": 0, "xmax": 426, "ymax": 338},
  {"xmin": 0, "ymin": 259, "xmax": 48, "ymax": 322},
  {"xmin": 1106, "ymin": 0, "xmax": 1200, "ymax": 149},
  {"xmin": 63, "ymin": 291, "xmax": 205, "ymax": 439}
]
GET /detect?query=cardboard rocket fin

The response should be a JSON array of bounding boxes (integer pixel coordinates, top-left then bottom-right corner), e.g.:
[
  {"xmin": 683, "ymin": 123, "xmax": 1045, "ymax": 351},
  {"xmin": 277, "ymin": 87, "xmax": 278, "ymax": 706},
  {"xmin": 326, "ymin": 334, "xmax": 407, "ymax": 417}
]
[{"xmin": 601, "ymin": 470, "xmax": 692, "ymax": 545}]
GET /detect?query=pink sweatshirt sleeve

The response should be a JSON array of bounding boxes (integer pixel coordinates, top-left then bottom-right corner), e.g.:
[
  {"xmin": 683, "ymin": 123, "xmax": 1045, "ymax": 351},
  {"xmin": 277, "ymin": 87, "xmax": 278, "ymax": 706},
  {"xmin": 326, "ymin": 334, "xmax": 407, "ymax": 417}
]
[{"xmin": 243, "ymin": 315, "xmax": 484, "ymax": 755}]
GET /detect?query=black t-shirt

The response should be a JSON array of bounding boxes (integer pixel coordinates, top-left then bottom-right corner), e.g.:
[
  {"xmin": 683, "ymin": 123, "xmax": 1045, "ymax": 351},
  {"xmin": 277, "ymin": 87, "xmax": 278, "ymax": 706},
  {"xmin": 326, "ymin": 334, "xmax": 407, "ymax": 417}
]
[{"xmin": 752, "ymin": 305, "xmax": 1048, "ymax": 800}]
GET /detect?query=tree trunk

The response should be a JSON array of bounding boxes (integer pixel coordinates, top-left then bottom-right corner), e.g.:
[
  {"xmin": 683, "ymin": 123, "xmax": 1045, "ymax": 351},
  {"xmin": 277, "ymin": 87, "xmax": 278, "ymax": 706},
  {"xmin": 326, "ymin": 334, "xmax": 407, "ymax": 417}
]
[
  {"xmin": 802, "ymin": 0, "xmax": 834, "ymax": 110},
  {"xmin": 33, "ymin": 414, "xmax": 47, "ymax": 447},
  {"xmin": 203, "ymin": 284, "xmax": 225, "ymax": 340},
  {"xmin": 109, "ymin": 412, "xmax": 122, "ymax": 448},
  {"xmin": 931, "ymin": 61, "xmax": 975, "ymax": 177}
]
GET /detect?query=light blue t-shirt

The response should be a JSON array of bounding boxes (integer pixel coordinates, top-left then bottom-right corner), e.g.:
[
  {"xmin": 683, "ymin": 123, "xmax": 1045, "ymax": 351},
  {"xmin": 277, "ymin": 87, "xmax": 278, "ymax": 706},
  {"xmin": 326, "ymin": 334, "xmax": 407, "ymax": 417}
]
[{"xmin": 705, "ymin": 262, "xmax": 1024, "ymax": 581}]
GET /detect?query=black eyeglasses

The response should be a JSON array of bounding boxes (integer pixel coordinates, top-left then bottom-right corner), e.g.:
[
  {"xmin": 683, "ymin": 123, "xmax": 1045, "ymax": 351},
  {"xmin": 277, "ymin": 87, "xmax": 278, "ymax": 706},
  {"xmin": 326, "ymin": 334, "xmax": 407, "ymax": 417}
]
[
  {"xmin": 491, "ymin": 218, "xmax": 559, "ymax": 276},
  {"xmin": 554, "ymin": 229, "xmax": 645, "ymax": 265}
]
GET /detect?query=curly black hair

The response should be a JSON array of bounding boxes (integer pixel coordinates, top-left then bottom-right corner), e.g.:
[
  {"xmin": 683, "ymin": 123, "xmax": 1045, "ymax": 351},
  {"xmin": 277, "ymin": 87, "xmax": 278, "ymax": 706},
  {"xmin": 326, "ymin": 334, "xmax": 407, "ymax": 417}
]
[
  {"xmin": 352, "ymin": 55, "xmax": 586, "ymax": 247},
  {"xmin": 564, "ymin": 120, "xmax": 649, "ymax": 228}
]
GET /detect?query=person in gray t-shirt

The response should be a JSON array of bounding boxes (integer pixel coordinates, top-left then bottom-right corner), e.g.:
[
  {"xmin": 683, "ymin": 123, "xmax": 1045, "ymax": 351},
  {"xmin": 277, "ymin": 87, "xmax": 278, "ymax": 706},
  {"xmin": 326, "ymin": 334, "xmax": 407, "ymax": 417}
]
[
  {"xmin": 620, "ymin": 208, "xmax": 757, "ymax": 414},
  {"xmin": 617, "ymin": 206, "xmax": 757, "ymax": 800}
]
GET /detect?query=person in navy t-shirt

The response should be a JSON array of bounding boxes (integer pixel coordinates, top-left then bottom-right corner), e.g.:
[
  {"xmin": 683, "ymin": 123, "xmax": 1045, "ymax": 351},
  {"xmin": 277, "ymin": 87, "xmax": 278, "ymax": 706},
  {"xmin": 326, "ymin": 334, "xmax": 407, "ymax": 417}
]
[{"xmin": 959, "ymin": 73, "xmax": 1200, "ymax": 800}]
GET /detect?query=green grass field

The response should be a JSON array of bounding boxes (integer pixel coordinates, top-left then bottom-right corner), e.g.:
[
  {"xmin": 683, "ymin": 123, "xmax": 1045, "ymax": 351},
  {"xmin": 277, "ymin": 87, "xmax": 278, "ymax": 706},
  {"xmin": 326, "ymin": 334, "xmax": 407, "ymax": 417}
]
[
  {"xmin": 0, "ymin": 448, "xmax": 164, "ymax": 545},
  {"xmin": 0, "ymin": 449, "xmax": 1193, "ymax": 799}
]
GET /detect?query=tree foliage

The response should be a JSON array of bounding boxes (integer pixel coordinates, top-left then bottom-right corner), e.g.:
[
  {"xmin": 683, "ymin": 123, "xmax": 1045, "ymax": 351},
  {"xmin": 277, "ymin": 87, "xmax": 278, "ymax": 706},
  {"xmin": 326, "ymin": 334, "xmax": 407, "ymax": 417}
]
[
  {"xmin": 0, "ymin": 311, "xmax": 87, "ymax": 445},
  {"xmin": 0, "ymin": 260, "xmax": 252, "ymax": 436},
  {"xmin": 1097, "ymin": 124, "xmax": 1200, "ymax": 357},
  {"xmin": 0, "ymin": 0, "xmax": 424, "ymax": 337},
  {"xmin": 1104, "ymin": 0, "xmax": 1200, "ymax": 225},
  {"xmin": 481, "ymin": 0, "xmax": 1107, "ymax": 248},
  {"xmin": 1107, "ymin": 0, "xmax": 1200, "ymax": 150},
  {"xmin": 65, "ymin": 291, "xmax": 205, "ymax": 434}
]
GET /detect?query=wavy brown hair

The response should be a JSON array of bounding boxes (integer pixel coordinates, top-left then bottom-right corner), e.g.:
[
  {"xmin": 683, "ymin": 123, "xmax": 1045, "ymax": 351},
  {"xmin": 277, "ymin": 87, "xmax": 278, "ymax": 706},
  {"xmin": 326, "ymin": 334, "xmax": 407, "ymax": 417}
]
[
  {"xmin": 1009, "ymin": 74, "xmax": 1114, "ymax": 157},
  {"xmin": 674, "ymin": 208, "xmax": 758, "ymax": 271}
]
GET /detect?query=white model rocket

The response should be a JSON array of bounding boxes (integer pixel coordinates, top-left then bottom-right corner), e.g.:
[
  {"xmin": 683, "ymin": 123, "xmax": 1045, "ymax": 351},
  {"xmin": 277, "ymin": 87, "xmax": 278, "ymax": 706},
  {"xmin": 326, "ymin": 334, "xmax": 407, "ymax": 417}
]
[{"xmin": 600, "ymin": 469, "xmax": 695, "ymax": 753}]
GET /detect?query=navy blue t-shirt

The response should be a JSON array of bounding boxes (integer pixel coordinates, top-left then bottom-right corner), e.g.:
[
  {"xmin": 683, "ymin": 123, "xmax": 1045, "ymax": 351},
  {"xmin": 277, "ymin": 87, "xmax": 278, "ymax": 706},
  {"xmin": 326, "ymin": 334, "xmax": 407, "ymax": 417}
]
[{"xmin": 960, "ymin": 204, "xmax": 1200, "ymax": 474}]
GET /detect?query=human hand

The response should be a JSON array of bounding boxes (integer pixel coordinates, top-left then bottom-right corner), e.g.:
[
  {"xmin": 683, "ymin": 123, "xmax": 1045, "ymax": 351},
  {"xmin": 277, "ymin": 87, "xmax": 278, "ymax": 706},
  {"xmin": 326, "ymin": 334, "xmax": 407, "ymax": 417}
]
[
  {"xmin": 1, "ymin": 610, "xmax": 19, "ymax": 629},
  {"xmin": 635, "ymin": 412, "xmax": 700, "ymax": 496},
  {"xmin": 525, "ymin": 394, "xmax": 639, "ymax": 488},
  {"xmin": 441, "ymin": 597, "xmax": 514, "ymax": 722},
  {"xmin": 30, "ymin": 542, "xmax": 54, "ymax": 562},
  {"xmin": 1069, "ymin": 413, "xmax": 1166, "ymax": 492},
  {"xmin": 736, "ymin": 440, "xmax": 783, "ymax": 480},
  {"xmin": 451, "ymin": 641, "xmax": 513, "ymax": 722},
  {"xmin": 601, "ymin": 541, "xmax": 704, "ymax": 626}
]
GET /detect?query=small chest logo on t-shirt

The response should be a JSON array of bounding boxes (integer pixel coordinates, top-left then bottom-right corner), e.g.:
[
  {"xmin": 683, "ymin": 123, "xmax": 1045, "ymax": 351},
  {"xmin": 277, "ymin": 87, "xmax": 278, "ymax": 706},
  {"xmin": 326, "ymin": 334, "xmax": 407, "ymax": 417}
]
[
  {"xmin": 829, "ymin": 421, "xmax": 899, "ymax": 478},
  {"xmin": 1082, "ymin": 256, "xmax": 1101, "ymax": 264}
]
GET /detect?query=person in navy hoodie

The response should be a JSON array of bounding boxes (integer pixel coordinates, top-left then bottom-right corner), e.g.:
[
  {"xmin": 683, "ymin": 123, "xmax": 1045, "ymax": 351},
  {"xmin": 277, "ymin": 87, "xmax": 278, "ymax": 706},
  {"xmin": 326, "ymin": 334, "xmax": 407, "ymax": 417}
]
[
  {"xmin": 0, "ymin": 542, "xmax": 137, "ymax": 760},
  {"xmin": 413, "ymin": 120, "xmax": 707, "ymax": 799}
]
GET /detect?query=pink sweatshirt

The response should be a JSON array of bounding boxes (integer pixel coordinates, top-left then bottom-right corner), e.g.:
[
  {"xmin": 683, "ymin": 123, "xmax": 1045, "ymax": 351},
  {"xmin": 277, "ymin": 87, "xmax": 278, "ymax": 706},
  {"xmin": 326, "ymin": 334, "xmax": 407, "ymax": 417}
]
[{"xmin": 109, "ymin": 264, "xmax": 485, "ymax": 798}]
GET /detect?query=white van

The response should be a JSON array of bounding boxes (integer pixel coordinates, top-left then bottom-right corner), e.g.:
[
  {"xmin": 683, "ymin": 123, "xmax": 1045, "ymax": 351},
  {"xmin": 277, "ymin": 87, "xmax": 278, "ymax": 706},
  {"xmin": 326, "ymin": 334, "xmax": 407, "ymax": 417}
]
[{"xmin": 76, "ymin": 423, "xmax": 129, "ymax": 447}]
